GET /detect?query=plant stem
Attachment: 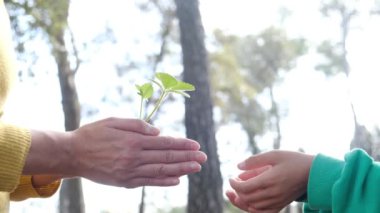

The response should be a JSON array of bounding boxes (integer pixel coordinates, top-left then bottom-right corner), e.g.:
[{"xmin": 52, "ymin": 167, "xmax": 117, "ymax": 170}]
[
  {"xmin": 145, "ymin": 90, "xmax": 167, "ymax": 122},
  {"xmin": 139, "ymin": 97, "xmax": 143, "ymax": 119}
]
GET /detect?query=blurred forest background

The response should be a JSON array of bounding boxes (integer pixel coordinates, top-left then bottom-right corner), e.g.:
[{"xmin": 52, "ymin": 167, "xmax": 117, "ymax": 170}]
[{"xmin": 3, "ymin": 0, "xmax": 380, "ymax": 212}]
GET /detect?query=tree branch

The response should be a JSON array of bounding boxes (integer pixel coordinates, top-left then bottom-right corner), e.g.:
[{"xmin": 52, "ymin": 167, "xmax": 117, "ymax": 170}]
[{"xmin": 68, "ymin": 26, "xmax": 81, "ymax": 74}]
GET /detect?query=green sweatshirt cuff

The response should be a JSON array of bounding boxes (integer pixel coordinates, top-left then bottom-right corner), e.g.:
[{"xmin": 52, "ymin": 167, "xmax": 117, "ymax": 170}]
[{"xmin": 307, "ymin": 153, "xmax": 345, "ymax": 210}]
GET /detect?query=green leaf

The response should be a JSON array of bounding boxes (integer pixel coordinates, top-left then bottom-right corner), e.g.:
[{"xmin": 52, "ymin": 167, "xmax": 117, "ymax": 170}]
[
  {"xmin": 135, "ymin": 84, "xmax": 142, "ymax": 96},
  {"xmin": 136, "ymin": 83, "xmax": 153, "ymax": 99},
  {"xmin": 172, "ymin": 90, "xmax": 191, "ymax": 98},
  {"xmin": 155, "ymin": 72, "xmax": 178, "ymax": 89},
  {"xmin": 171, "ymin": 81, "xmax": 195, "ymax": 91}
]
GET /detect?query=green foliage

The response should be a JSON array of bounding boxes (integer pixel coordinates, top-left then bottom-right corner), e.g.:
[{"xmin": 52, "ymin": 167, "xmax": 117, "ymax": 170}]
[
  {"xmin": 136, "ymin": 72, "xmax": 195, "ymax": 122},
  {"xmin": 236, "ymin": 27, "xmax": 307, "ymax": 91},
  {"xmin": 5, "ymin": 0, "xmax": 69, "ymax": 38},
  {"xmin": 210, "ymin": 28, "xmax": 306, "ymax": 139},
  {"xmin": 5, "ymin": 0, "xmax": 73, "ymax": 79},
  {"xmin": 320, "ymin": 0, "xmax": 359, "ymax": 17},
  {"xmin": 317, "ymin": 0, "xmax": 358, "ymax": 77},
  {"xmin": 315, "ymin": 40, "xmax": 345, "ymax": 76}
]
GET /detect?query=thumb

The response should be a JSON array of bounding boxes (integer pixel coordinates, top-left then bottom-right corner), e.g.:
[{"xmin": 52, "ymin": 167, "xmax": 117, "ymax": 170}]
[
  {"xmin": 105, "ymin": 118, "xmax": 160, "ymax": 135},
  {"xmin": 238, "ymin": 151, "xmax": 278, "ymax": 170},
  {"xmin": 238, "ymin": 165, "xmax": 272, "ymax": 181}
]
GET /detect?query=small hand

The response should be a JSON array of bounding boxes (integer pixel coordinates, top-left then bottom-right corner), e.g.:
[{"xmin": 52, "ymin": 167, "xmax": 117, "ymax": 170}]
[{"xmin": 227, "ymin": 150, "xmax": 314, "ymax": 212}]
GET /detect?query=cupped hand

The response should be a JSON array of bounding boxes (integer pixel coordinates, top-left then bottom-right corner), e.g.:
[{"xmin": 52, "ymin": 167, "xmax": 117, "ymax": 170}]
[
  {"xmin": 227, "ymin": 150, "xmax": 314, "ymax": 212},
  {"xmin": 66, "ymin": 117, "xmax": 207, "ymax": 188}
]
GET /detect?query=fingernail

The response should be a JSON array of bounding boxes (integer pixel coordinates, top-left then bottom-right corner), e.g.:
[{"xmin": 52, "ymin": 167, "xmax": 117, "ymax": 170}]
[
  {"xmin": 229, "ymin": 178, "xmax": 239, "ymax": 184},
  {"xmin": 189, "ymin": 141, "xmax": 200, "ymax": 150},
  {"xmin": 146, "ymin": 124, "xmax": 159, "ymax": 134},
  {"xmin": 189, "ymin": 162, "xmax": 200, "ymax": 170},
  {"xmin": 238, "ymin": 161, "xmax": 246, "ymax": 169},
  {"xmin": 196, "ymin": 152, "xmax": 206, "ymax": 161},
  {"xmin": 169, "ymin": 178, "xmax": 180, "ymax": 185}
]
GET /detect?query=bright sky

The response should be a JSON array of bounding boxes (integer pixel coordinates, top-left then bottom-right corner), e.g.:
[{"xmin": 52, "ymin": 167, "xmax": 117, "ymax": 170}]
[{"xmin": 4, "ymin": 0, "xmax": 380, "ymax": 212}]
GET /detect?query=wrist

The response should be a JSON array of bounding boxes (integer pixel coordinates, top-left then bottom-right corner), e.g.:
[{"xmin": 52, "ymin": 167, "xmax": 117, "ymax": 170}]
[
  {"xmin": 299, "ymin": 153, "xmax": 315, "ymax": 201},
  {"xmin": 24, "ymin": 130, "xmax": 74, "ymax": 176}
]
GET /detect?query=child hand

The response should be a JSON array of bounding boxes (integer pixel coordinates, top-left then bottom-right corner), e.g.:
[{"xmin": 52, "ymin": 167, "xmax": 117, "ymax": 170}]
[{"xmin": 227, "ymin": 150, "xmax": 314, "ymax": 212}]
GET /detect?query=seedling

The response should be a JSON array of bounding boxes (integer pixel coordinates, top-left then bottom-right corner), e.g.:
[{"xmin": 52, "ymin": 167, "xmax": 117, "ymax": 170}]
[{"xmin": 136, "ymin": 72, "xmax": 195, "ymax": 122}]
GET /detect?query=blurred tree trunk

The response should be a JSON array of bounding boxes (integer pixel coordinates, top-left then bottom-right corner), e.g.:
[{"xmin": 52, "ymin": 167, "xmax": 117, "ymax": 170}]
[
  {"xmin": 247, "ymin": 131, "xmax": 259, "ymax": 154},
  {"xmin": 51, "ymin": 28, "xmax": 84, "ymax": 213},
  {"xmin": 270, "ymin": 85, "xmax": 290, "ymax": 211},
  {"xmin": 174, "ymin": 0, "xmax": 224, "ymax": 213},
  {"xmin": 339, "ymin": 9, "xmax": 366, "ymax": 152},
  {"xmin": 270, "ymin": 86, "xmax": 281, "ymax": 149},
  {"xmin": 138, "ymin": 187, "xmax": 146, "ymax": 213},
  {"xmin": 31, "ymin": 0, "xmax": 85, "ymax": 212},
  {"xmin": 338, "ymin": 6, "xmax": 371, "ymax": 153},
  {"xmin": 319, "ymin": 1, "xmax": 372, "ymax": 153}
]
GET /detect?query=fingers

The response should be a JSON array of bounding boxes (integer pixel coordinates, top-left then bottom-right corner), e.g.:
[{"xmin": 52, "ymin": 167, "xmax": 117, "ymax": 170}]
[
  {"xmin": 238, "ymin": 151, "xmax": 279, "ymax": 170},
  {"xmin": 140, "ymin": 150, "xmax": 207, "ymax": 164},
  {"xmin": 227, "ymin": 190, "xmax": 282, "ymax": 213},
  {"xmin": 125, "ymin": 177, "xmax": 180, "ymax": 188},
  {"xmin": 237, "ymin": 187, "xmax": 277, "ymax": 205},
  {"xmin": 104, "ymin": 117, "xmax": 160, "ymax": 136},
  {"xmin": 226, "ymin": 190, "xmax": 249, "ymax": 211},
  {"xmin": 141, "ymin": 136, "xmax": 201, "ymax": 151},
  {"xmin": 229, "ymin": 172, "xmax": 270, "ymax": 194},
  {"xmin": 101, "ymin": 117, "xmax": 202, "ymax": 151},
  {"xmin": 238, "ymin": 165, "xmax": 272, "ymax": 181},
  {"xmin": 237, "ymin": 187, "xmax": 298, "ymax": 211},
  {"xmin": 136, "ymin": 161, "xmax": 202, "ymax": 178}
]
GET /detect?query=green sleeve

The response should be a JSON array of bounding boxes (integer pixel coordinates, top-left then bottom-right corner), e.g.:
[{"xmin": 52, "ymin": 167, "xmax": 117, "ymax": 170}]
[
  {"xmin": 303, "ymin": 203, "xmax": 330, "ymax": 213},
  {"xmin": 304, "ymin": 149, "xmax": 380, "ymax": 212}
]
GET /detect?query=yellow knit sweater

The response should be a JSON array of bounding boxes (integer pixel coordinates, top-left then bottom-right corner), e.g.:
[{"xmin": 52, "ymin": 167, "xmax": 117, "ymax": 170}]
[{"xmin": 0, "ymin": 1, "xmax": 60, "ymax": 212}]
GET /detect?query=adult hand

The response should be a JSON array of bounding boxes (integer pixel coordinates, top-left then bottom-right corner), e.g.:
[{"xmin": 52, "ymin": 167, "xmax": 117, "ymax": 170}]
[
  {"xmin": 226, "ymin": 150, "xmax": 314, "ymax": 212},
  {"xmin": 25, "ymin": 117, "xmax": 207, "ymax": 188}
]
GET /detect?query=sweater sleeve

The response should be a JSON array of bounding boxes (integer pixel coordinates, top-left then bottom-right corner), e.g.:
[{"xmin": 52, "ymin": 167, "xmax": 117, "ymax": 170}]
[
  {"xmin": 10, "ymin": 176, "xmax": 61, "ymax": 201},
  {"xmin": 0, "ymin": 123, "xmax": 31, "ymax": 192},
  {"xmin": 0, "ymin": 123, "xmax": 61, "ymax": 201},
  {"xmin": 304, "ymin": 149, "xmax": 380, "ymax": 213}
]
